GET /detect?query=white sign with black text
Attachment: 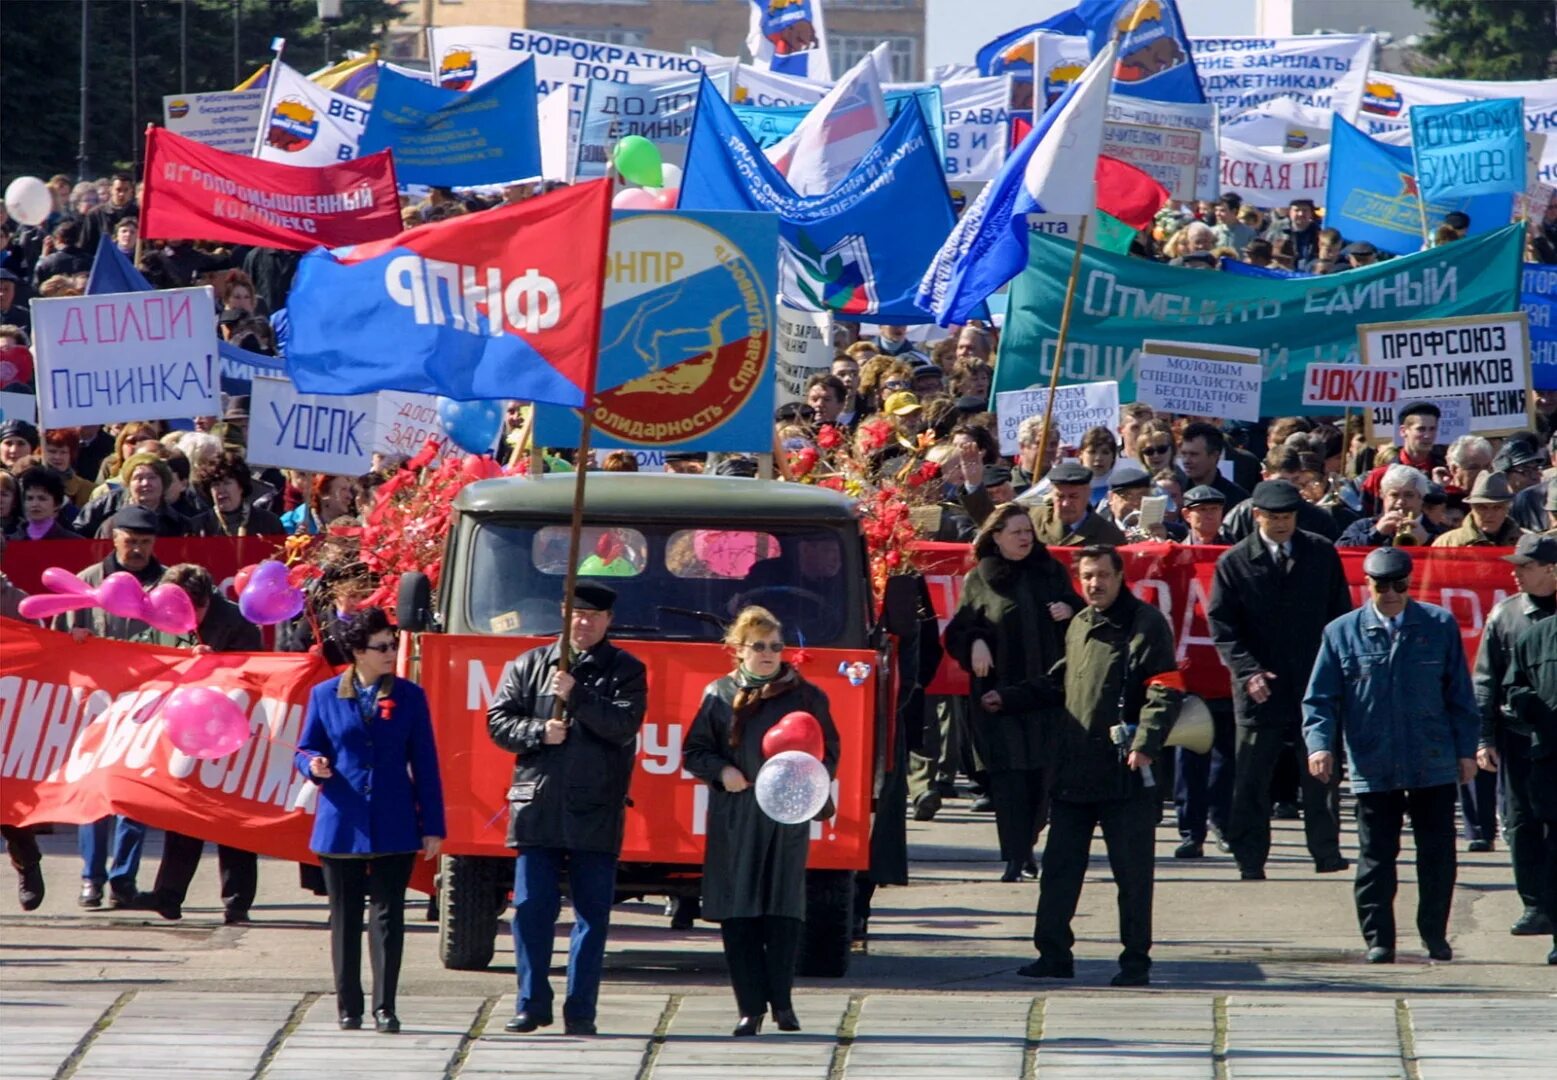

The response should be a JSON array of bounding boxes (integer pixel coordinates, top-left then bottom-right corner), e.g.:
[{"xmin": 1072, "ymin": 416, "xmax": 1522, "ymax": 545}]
[
  {"xmin": 1359, "ymin": 312, "xmax": 1532, "ymax": 434},
  {"xmin": 1135, "ymin": 341, "xmax": 1263, "ymax": 423},
  {"xmin": 775, "ymin": 306, "xmax": 834, "ymax": 406},
  {"xmin": 994, "ymin": 380, "xmax": 1119, "ymax": 455}
]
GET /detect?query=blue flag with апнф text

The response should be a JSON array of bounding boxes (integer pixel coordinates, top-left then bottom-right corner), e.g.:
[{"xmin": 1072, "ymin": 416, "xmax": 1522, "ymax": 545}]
[{"xmin": 678, "ymin": 75, "xmax": 955, "ymax": 324}]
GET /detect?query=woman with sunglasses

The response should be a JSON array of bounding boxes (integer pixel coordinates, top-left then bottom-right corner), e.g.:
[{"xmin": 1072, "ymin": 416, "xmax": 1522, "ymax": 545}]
[
  {"xmin": 295, "ymin": 606, "xmax": 445, "ymax": 1035},
  {"xmin": 684, "ymin": 606, "xmax": 840, "ymax": 1037}
]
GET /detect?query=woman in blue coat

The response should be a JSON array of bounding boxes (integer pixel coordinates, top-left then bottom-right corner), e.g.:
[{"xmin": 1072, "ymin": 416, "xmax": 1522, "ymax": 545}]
[{"xmin": 294, "ymin": 606, "xmax": 445, "ymax": 1034}]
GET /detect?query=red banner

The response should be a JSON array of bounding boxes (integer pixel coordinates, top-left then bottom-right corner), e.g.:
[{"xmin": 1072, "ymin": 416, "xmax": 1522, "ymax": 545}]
[
  {"xmin": 141, "ymin": 127, "xmax": 402, "ymax": 251},
  {"xmin": 916, "ymin": 542, "xmax": 1515, "ymax": 699},
  {"xmin": 1, "ymin": 536, "xmax": 283, "ymax": 600}
]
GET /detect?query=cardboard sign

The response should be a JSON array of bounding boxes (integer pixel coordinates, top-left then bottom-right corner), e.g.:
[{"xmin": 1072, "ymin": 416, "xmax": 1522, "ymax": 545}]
[
  {"xmin": 1359, "ymin": 312, "xmax": 1533, "ymax": 435},
  {"xmin": 247, "ymin": 375, "xmax": 376, "ymax": 475},
  {"xmin": 1371, "ymin": 397, "xmax": 1474, "ymax": 447},
  {"xmin": 373, "ymin": 390, "xmax": 457, "ymax": 465},
  {"xmin": 994, "ymin": 380, "xmax": 1119, "ymax": 455},
  {"xmin": 161, "ymin": 90, "xmax": 265, "ymax": 154},
  {"xmin": 31, "ymin": 287, "xmax": 220, "ymax": 429},
  {"xmin": 1135, "ymin": 341, "xmax": 1263, "ymax": 422},
  {"xmin": 1301, "ymin": 363, "xmax": 1399, "ymax": 409},
  {"xmin": 774, "ymin": 306, "xmax": 834, "ymax": 406},
  {"xmin": 1102, "ymin": 122, "xmax": 1200, "ymax": 202}
]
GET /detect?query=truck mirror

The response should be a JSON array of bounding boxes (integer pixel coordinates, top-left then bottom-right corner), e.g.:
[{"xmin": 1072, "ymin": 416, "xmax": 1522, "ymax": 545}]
[
  {"xmin": 397, "ymin": 571, "xmax": 434, "ymax": 632},
  {"xmin": 879, "ymin": 573, "xmax": 921, "ymax": 638}
]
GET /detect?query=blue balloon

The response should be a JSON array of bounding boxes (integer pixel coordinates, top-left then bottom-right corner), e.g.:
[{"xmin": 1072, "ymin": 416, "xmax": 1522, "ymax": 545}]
[{"xmin": 436, "ymin": 397, "xmax": 504, "ymax": 454}]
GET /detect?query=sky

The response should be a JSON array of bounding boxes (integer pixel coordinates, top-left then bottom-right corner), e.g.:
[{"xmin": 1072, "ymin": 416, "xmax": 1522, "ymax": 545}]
[{"xmin": 923, "ymin": 0, "xmax": 1260, "ymax": 71}]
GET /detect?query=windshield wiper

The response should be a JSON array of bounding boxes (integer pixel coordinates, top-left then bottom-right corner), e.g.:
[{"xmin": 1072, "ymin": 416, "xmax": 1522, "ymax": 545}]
[{"xmin": 657, "ymin": 605, "xmax": 729, "ymax": 631}]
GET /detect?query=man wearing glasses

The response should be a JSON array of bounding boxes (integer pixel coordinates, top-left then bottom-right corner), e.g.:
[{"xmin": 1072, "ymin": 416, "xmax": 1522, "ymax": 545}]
[{"xmin": 1302, "ymin": 547, "xmax": 1479, "ymax": 965}]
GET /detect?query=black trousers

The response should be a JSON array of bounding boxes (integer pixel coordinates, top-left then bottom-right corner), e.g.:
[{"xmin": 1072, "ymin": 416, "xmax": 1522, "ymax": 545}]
[
  {"xmin": 1034, "ymin": 794, "xmax": 1156, "ymax": 975},
  {"xmin": 153, "ymin": 831, "xmax": 258, "ymax": 914},
  {"xmin": 1459, "ymin": 767, "xmax": 1499, "ymax": 843},
  {"xmin": 320, "ymin": 853, "xmax": 416, "ymax": 1017},
  {"xmin": 2, "ymin": 824, "xmax": 41, "ymax": 872},
  {"xmin": 1227, "ymin": 723, "xmax": 1341, "ymax": 871},
  {"xmin": 719, "ymin": 916, "xmax": 802, "ymax": 1018},
  {"xmin": 1354, "ymin": 785, "xmax": 1457, "ymax": 949},
  {"xmin": 1497, "ymin": 731, "xmax": 1550, "ymax": 913},
  {"xmin": 988, "ymin": 768, "xmax": 1047, "ymax": 863}
]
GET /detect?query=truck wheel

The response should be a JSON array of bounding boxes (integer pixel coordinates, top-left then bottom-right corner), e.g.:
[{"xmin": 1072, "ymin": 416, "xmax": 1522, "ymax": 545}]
[
  {"xmin": 799, "ymin": 869, "xmax": 854, "ymax": 978},
  {"xmin": 438, "ymin": 854, "xmax": 510, "ymax": 971}
]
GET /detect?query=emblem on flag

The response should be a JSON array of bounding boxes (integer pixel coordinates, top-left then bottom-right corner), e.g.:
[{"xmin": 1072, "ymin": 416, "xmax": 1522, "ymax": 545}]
[
  {"xmin": 1114, "ymin": 0, "xmax": 1187, "ymax": 84},
  {"xmin": 438, "ymin": 48, "xmax": 477, "ymax": 91},
  {"xmin": 266, "ymin": 98, "xmax": 320, "ymax": 152},
  {"xmin": 1362, "ymin": 81, "xmax": 1404, "ymax": 117},
  {"xmin": 784, "ymin": 231, "xmax": 877, "ymax": 316}
]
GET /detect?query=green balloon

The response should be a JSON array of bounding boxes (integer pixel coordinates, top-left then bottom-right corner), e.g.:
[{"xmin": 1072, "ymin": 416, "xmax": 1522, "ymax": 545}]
[{"xmin": 613, "ymin": 135, "xmax": 664, "ymax": 188}]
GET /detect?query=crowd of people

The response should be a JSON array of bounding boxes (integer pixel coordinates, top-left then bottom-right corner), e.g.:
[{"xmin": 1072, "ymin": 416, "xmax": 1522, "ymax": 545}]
[{"xmin": 3, "ymin": 159, "xmax": 1557, "ymax": 1037}]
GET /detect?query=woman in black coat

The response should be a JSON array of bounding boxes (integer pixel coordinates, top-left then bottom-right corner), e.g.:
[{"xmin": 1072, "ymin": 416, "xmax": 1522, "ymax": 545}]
[
  {"xmin": 943, "ymin": 504, "xmax": 1083, "ymax": 882},
  {"xmin": 684, "ymin": 605, "xmax": 840, "ymax": 1038}
]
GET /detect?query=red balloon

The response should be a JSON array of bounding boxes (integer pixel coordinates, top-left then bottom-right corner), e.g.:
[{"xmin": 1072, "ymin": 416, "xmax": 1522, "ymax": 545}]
[
  {"xmin": 233, "ymin": 563, "xmax": 259, "ymax": 598},
  {"xmin": 762, "ymin": 711, "xmax": 824, "ymax": 760}
]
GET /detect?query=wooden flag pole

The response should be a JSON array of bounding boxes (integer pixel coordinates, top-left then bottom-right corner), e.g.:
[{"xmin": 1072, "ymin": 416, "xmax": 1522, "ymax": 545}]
[{"xmin": 1032, "ymin": 214, "xmax": 1090, "ymax": 479}]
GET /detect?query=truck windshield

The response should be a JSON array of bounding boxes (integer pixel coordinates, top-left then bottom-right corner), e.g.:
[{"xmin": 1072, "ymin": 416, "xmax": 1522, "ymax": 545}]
[{"xmin": 464, "ymin": 521, "xmax": 858, "ymax": 646}]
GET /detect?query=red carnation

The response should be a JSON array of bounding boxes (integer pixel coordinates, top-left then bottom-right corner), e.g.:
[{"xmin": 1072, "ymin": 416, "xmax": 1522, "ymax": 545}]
[{"xmin": 816, "ymin": 425, "xmax": 842, "ymax": 450}]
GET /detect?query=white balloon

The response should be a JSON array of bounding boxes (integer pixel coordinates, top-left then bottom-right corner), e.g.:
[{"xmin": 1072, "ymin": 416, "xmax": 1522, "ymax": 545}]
[
  {"xmin": 754, "ymin": 750, "xmax": 831, "ymax": 825},
  {"xmin": 658, "ymin": 163, "xmax": 684, "ymax": 190},
  {"xmin": 4, "ymin": 176, "xmax": 52, "ymax": 227}
]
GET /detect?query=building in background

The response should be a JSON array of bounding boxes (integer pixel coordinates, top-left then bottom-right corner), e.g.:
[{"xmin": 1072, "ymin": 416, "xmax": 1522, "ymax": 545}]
[
  {"xmin": 389, "ymin": 0, "xmax": 927, "ymax": 81},
  {"xmin": 1255, "ymin": 0, "xmax": 1430, "ymax": 39}
]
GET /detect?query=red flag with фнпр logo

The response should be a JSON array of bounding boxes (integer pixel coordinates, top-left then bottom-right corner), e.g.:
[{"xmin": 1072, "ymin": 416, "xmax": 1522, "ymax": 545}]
[{"xmin": 140, "ymin": 127, "xmax": 402, "ymax": 251}]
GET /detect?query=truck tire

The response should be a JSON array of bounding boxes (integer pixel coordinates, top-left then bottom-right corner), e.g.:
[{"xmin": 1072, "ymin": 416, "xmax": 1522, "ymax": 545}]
[
  {"xmin": 799, "ymin": 869, "xmax": 854, "ymax": 978},
  {"xmin": 438, "ymin": 854, "xmax": 511, "ymax": 971}
]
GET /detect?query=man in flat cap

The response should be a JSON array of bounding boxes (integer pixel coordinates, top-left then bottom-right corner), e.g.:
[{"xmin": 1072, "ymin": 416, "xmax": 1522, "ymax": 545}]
[
  {"xmin": 1210, "ymin": 480, "xmax": 1353, "ymax": 881},
  {"xmin": 1103, "ymin": 462, "xmax": 1178, "ymax": 540},
  {"xmin": 1432, "ymin": 472, "xmax": 1525, "ymax": 547},
  {"xmin": 1303, "ymin": 548, "xmax": 1478, "ymax": 964},
  {"xmin": 1028, "ymin": 461, "xmax": 1126, "ymax": 547},
  {"xmin": 487, "ymin": 581, "xmax": 648, "ymax": 1035},
  {"xmin": 1180, "ymin": 486, "xmax": 1231, "ymax": 546}
]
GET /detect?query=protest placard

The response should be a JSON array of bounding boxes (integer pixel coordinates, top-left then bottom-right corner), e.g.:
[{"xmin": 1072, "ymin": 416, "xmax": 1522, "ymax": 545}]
[
  {"xmin": 1359, "ymin": 312, "xmax": 1533, "ymax": 434},
  {"xmin": 374, "ymin": 390, "xmax": 457, "ymax": 465},
  {"xmin": 1370, "ymin": 397, "xmax": 1473, "ymax": 447},
  {"xmin": 1135, "ymin": 342, "xmax": 1263, "ymax": 423},
  {"xmin": 162, "ymin": 90, "xmax": 265, "ymax": 154},
  {"xmin": 775, "ymin": 306, "xmax": 833, "ymax": 406},
  {"xmin": 1301, "ymin": 363, "xmax": 1399, "ymax": 409},
  {"xmin": 247, "ymin": 375, "xmax": 376, "ymax": 474},
  {"xmin": 1101, "ymin": 122, "xmax": 1200, "ymax": 202},
  {"xmin": 31, "ymin": 287, "xmax": 220, "ymax": 429},
  {"xmin": 994, "ymin": 381, "xmax": 1118, "ymax": 455}
]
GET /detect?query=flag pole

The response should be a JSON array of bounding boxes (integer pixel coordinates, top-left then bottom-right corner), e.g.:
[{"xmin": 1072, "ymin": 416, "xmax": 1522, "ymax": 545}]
[
  {"xmin": 1032, "ymin": 214, "xmax": 1090, "ymax": 478},
  {"xmin": 251, "ymin": 38, "xmax": 286, "ymax": 158}
]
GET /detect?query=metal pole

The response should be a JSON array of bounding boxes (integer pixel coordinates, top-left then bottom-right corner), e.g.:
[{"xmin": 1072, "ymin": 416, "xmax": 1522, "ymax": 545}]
[
  {"xmin": 233, "ymin": 0, "xmax": 241, "ymax": 85},
  {"xmin": 77, "ymin": 0, "xmax": 90, "ymax": 181},
  {"xmin": 180, "ymin": 0, "xmax": 189, "ymax": 94},
  {"xmin": 130, "ymin": 0, "xmax": 140, "ymax": 175}
]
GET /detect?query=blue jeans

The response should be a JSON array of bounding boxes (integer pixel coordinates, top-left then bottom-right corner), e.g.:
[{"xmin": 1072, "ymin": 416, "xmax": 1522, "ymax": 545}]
[
  {"xmin": 511, "ymin": 848, "xmax": 618, "ymax": 1023},
  {"xmin": 78, "ymin": 816, "xmax": 146, "ymax": 889}
]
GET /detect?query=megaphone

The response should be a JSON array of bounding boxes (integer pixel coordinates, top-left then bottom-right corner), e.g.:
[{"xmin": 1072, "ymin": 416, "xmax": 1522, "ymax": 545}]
[{"xmin": 1164, "ymin": 694, "xmax": 1214, "ymax": 755}]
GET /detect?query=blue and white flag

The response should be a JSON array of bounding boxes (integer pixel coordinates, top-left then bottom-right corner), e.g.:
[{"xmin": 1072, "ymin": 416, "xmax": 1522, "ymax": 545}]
[
  {"xmin": 1077, "ymin": 0, "xmax": 1205, "ymax": 105},
  {"xmin": 975, "ymin": 10, "xmax": 1087, "ymax": 77},
  {"xmin": 915, "ymin": 43, "xmax": 1117, "ymax": 326},
  {"xmin": 679, "ymin": 76, "xmax": 954, "ymax": 323},
  {"xmin": 747, "ymin": 0, "xmax": 831, "ymax": 83},
  {"xmin": 254, "ymin": 60, "xmax": 369, "ymax": 166},
  {"xmin": 733, "ymin": 89, "xmax": 944, "ymax": 159},
  {"xmin": 1409, "ymin": 97, "xmax": 1526, "ymax": 203},
  {"xmin": 358, "ymin": 60, "xmax": 541, "ymax": 187}
]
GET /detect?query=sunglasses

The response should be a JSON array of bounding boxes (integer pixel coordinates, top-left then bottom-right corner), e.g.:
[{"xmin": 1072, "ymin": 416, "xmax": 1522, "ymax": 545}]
[
  {"xmin": 744, "ymin": 641, "xmax": 785, "ymax": 653},
  {"xmin": 361, "ymin": 640, "xmax": 398, "ymax": 653},
  {"xmin": 1142, "ymin": 443, "xmax": 1173, "ymax": 456},
  {"xmin": 1370, "ymin": 578, "xmax": 1410, "ymax": 594}
]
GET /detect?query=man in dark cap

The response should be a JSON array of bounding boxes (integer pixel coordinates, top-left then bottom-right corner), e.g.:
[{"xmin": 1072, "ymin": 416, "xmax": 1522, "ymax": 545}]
[
  {"xmin": 0, "ymin": 268, "xmax": 29, "ymax": 331},
  {"xmin": 1303, "ymin": 547, "xmax": 1478, "ymax": 964},
  {"xmin": 1180, "ymin": 486, "xmax": 1231, "ymax": 545},
  {"xmin": 487, "ymin": 581, "xmax": 648, "ymax": 1036},
  {"xmin": 1220, "ymin": 447, "xmax": 1340, "ymax": 542},
  {"xmin": 911, "ymin": 361, "xmax": 945, "ymax": 398},
  {"xmin": 1210, "ymin": 480, "xmax": 1353, "ymax": 880},
  {"xmin": 1432, "ymin": 471, "xmax": 1524, "ymax": 547},
  {"xmin": 1027, "ymin": 461, "xmax": 1127, "ymax": 546},
  {"xmin": 1340, "ymin": 241, "xmax": 1379, "ymax": 268},
  {"xmin": 0, "ymin": 417, "xmax": 38, "ymax": 470},
  {"xmin": 1493, "ymin": 439, "xmax": 1544, "ymax": 495},
  {"xmin": 1475, "ymin": 535, "xmax": 1557, "ymax": 938},
  {"xmin": 1104, "ymin": 462, "xmax": 1178, "ymax": 540}
]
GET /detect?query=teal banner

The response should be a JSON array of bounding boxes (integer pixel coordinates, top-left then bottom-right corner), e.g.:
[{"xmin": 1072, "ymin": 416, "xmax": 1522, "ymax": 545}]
[{"xmin": 995, "ymin": 224, "xmax": 1525, "ymax": 417}]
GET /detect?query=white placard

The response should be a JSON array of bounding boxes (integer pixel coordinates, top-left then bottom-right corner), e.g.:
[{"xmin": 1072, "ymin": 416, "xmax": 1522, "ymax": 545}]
[
  {"xmin": 775, "ymin": 306, "xmax": 834, "ymax": 406},
  {"xmin": 1301, "ymin": 363, "xmax": 1400, "ymax": 409},
  {"xmin": 247, "ymin": 375, "xmax": 376, "ymax": 475},
  {"xmin": 32, "ymin": 287, "xmax": 220, "ymax": 429},
  {"xmin": 994, "ymin": 380, "xmax": 1119, "ymax": 455},
  {"xmin": 1102, "ymin": 122, "xmax": 1200, "ymax": 202},
  {"xmin": 1135, "ymin": 343, "xmax": 1263, "ymax": 423},
  {"xmin": 1372, "ymin": 398, "xmax": 1473, "ymax": 447},
  {"xmin": 1105, "ymin": 95, "xmax": 1219, "ymax": 201},
  {"xmin": 0, "ymin": 391, "xmax": 37, "ymax": 428},
  {"xmin": 1360, "ymin": 313, "xmax": 1532, "ymax": 435},
  {"xmin": 162, "ymin": 90, "xmax": 265, "ymax": 154},
  {"xmin": 374, "ymin": 390, "xmax": 456, "ymax": 464}
]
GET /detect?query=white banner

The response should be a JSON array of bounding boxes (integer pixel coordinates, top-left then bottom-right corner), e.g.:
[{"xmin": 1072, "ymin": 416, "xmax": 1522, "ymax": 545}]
[
  {"xmin": 732, "ymin": 63, "xmax": 828, "ymax": 107},
  {"xmin": 1102, "ymin": 122, "xmax": 1201, "ymax": 202},
  {"xmin": 32, "ymin": 288, "xmax": 220, "ymax": 429},
  {"xmin": 1033, "ymin": 32, "xmax": 1090, "ymax": 112},
  {"xmin": 1222, "ymin": 96, "xmax": 1334, "ymax": 151},
  {"xmin": 161, "ymin": 90, "xmax": 265, "ymax": 154},
  {"xmin": 1190, "ymin": 35, "xmax": 1376, "ymax": 119},
  {"xmin": 1106, "ymin": 95, "xmax": 1219, "ymax": 201},
  {"xmin": 890, "ymin": 76, "xmax": 1013, "ymax": 182},
  {"xmin": 774, "ymin": 306, "xmax": 834, "ymax": 406},
  {"xmin": 254, "ymin": 61, "xmax": 369, "ymax": 165},
  {"xmin": 994, "ymin": 381, "xmax": 1119, "ymax": 455},
  {"xmin": 1360, "ymin": 313, "xmax": 1532, "ymax": 434},
  {"xmin": 247, "ymin": 375, "xmax": 376, "ymax": 475},
  {"xmin": 1136, "ymin": 342, "xmax": 1263, "ymax": 422},
  {"xmin": 373, "ymin": 390, "xmax": 455, "ymax": 465},
  {"xmin": 1219, "ymin": 137, "xmax": 1329, "ymax": 206}
]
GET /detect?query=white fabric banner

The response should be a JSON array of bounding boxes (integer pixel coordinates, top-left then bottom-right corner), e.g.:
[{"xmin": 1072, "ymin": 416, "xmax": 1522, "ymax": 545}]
[
  {"xmin": 1221, "ymin": 96, "xmax": 1333, "ymax": 151},
  {"xmin": 732, "ymin": 63, "xmax": 829, "ymax": 107},
  {"xmin": 1106, "ymin": 95, "xmax": 1220, "ymax": 201},
  {"xmin": 1190, "ymin": 34, "xmax": 1375, "ymax": 119},
  {"xmin": 888, "ymin": 75, "xmax": 1014, "ymax": 182},
  {"xmin": 1219, "ymin": 137, "xmax": 1329, "ymax": 206},
  {"xmin": 253, "ymin": 61, "xmax": 368, "ymax": 165},
  {"xmin": 772, "ymin": 45, "xmax": 890, "ymax": 195}
]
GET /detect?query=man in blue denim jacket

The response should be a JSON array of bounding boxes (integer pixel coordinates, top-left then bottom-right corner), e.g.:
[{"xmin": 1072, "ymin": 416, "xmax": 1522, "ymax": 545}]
[{"xmin": 1302, "ymin": 547, "xmax": 1479, "ymax": 965}]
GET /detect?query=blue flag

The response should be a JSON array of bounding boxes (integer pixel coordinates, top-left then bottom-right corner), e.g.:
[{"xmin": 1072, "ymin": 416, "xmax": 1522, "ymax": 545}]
[
  {"xmin": 1076, "ymin": 0, "xmax": 1205, "ymax": 105},
  {"xmin": 679, "ymin": 77, "xmax": 954, "ymax": 324},
  {"xmin": 1325, "ymin": 116, "xmax": 1513, "ymax": 256},
  {"xmin": 1220, "ymin": 259, "xmax": 1308, "ymax": 280},
  {"xmin": 732, "ymin": 88, "xmax": 945, "ymax": 157},
  {"xmin": 1410, "ymin": 97, "xmax": 1526, "ymax": 203},
  {"xmin": 358, "ymin": 60, "xmax": 541, "ymax": 187},
  {"xmin": 1526, "ymin": 263, "xmax": 1557, "ymax": 390},
  {"xmin": 975, "ymin": 10, "xmax": 1087, "ymax": 77}
]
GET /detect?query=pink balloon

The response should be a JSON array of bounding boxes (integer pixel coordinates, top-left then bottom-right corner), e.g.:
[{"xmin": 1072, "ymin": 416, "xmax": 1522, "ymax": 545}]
[
  {"xmin": 612, "ymin": 187, "xmax": 659, "ymax": 210},
  {"xmin": 239, "ymin": 561, "xmax": 305, "ymax": 626},
  {"xmin": 144, "ymin": 584, "xmax": 198, "ymax": 636},
  {"xmin": 97, "ymin": 572, "xmax": 152, "ymax": 622},
  {"xmin": 652, "ymin": 187, "xmax": 679, "ymax": 209},
  {"xmin": 161, "ymin": 687, "xmax": 250, "ymax": 760},
  {"xmin": 17, "ymin": 592, "xmax": 98, "ymax": 620},
  {"xmin": 40, "ymin": 567, "xmax": 94, "ymax": 596}
]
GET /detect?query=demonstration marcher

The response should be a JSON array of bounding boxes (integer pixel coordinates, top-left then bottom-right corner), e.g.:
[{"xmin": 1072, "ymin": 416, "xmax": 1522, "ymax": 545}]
[
  {"xmin": 1210, "ymin": 480, "xmax": 1353, "ymax": 880},
  {"xmin": 1303, "ymin": 548, "xmax": 1479, "ymax": 964},
  {"xmin": 295, "ymin": 607, "xmax": 446, "ymax": 1033},
  {"xmin": 1, "ymin": 539, "xmax": 44, "ymax": 911},
  {"xmin": 1498, "ymin": 603, "xmax": 1557, "ymax": 966},
  {"xmin": 684, "ymin": 606, "xmax": 840, "ymax": 1036},
  {"xmin": 1025, "ymin": 461, "xmax": 1127, "ymax": 546},
  {"xmin": 943, "ymin": 505, "xmax": 1081, "ymax": 882},
  {"xmin": 1475, "ymin": 535, "xmax": 1557, "ymax": 938},
  {"xmin": 486, "ymin": 582, "xmax": 648, "ymax": 1037},
  {"xmin": 1013, "ymin": 545, "xmax": 1184, "ymax": 987}
]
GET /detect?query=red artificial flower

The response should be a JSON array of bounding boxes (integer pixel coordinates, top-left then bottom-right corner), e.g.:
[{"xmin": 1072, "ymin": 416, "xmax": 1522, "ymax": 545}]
[
  {"xmin": 858, "ymin": 418, "xmax": 893, "ymax": 451},
  {"xmin": 819, "ymin": 476, "xmax": 845, "ymax": 492},
  {"xmin": 789, "ymin": 447, "xmax": 819, "ymax": 477},
  {"xmin": 816, "ymin": 425, "xmax": 842, "ymax": 450},
  {"xmin": 788, "ymin": 647, "xmax": 812, "ymax": 667},
  {"xmin": 377, "ymin": 697, "xmax": 397, "ymax": 722}
]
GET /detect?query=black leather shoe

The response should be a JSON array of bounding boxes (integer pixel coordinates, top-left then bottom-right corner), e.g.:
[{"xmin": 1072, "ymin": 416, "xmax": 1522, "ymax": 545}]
[
  {"xmin": 1547, "ymin": 946, "xmax": 1556, "ymax": 965},
  {"xmin": 1000, "ymin": 859, "xmax": 1022, "ymax": 883},
  {"xmin": 108, "ymin": 886, "xmax": 152, "ymax": 911},
  {"xmin": 668, "ymin": 896, "xmax": 700, "ymax": 930},
  {"xmin": 146, "ymin": 891, "xmax": 182, "ymax": 921},
  {"xmin": 1510, "ymin": 908, "xmax": 1554, "ymax": 936},
  {"xmin": 1467, "ymin": 839, "xmax": 1493, "ymax": 853},
  {"xmin": 17, "ymin": 864, "xmax": 44, "ymax": 911},
  {"xmin": 1272, "ymin": 802, "xmax": 1301, "ymax": 820},
  {"xmin": 78, "ymin": 881, "xmax": 102, "ymax": 908},
  {"xmin": 1365, "ymin": 946, "xmax": 1396, "ymax": 964},
  {"xmin": 732, "ymin": 1015, "xmax": 763, "ymax": 1037},
  {"xmin": 1174, "ymin": 839, "xmax": 1205, "ymax": 859},
  {"xmin": 1016, "ymin": 957, "xmax": 1074, "ymax": 979},
  {"xmin": 504, "ymin": 1011, "xmax": 554, "ymax": 1033},
  {"xmin": 1423, "ymin": 939, "xmax": 1453, "ymax": 962},
  {"xmin": 338, "ymin": 1013, "xmax": 362, "ymax": 1030},
  {"xmin": 1022, "ymin": 858, "xmax": 1039, "ymax": 880},
  {"xmin": 1315, "ymin": 856, "xmax": 1349, "ymax": 874},
  {"xmin": 564, "ymin": 1019, "xmax": 597, "ymax": 1036},
  {"xmin": 773, "ymin": 1007, "xmax": 801, "ymax": 1032},
  {"xmin": 1110, "ymin": 969, "xmax": 1150, "ymax": 987},
  {"xmin": 912, "ymin": 792, "xmax": 942, "ymax": 821},
  {"xmin": 970, "ymin": 794, "xmax": 994, "ymax": 812},
  {"xmin": 374, "ymin": 1009, "xmax": 400, "ymax": 1034},
  {"xmin": 1239, "ymin": 867, "xmax": 1266, "ymax": 881},
  {"xmin": 223, "ymin": 908, "xmax": 250, "ymax": 926}
]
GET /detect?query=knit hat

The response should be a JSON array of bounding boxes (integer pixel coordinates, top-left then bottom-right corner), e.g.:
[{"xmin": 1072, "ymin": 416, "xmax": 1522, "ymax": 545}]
[{"xmin": 119, "ymin": 451, "xmax": 174, "ymax": 490}]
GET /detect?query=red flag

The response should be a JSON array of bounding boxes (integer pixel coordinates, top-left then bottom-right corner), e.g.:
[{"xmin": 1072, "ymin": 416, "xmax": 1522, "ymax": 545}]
[
  {"xmin": 1010, "ymin": 115, "xmax": 1032, "ymax": 151},
  {"xmin": 1094, "ymin": 154, "xmax": 1170, "ymax": 230},
  {"xmin": 141, "ymin": 127, "xmax": 402, "ymax": 251}
]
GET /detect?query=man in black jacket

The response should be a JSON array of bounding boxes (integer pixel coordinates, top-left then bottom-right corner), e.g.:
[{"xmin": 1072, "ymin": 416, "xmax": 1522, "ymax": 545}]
[
  {"xmin": 487, "ymin": 582, "xmax": 648, "ymax": 1037},
  {"xmin": 1210, "ymin": 481, "xmax": 1354, "ymax": 881}
]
